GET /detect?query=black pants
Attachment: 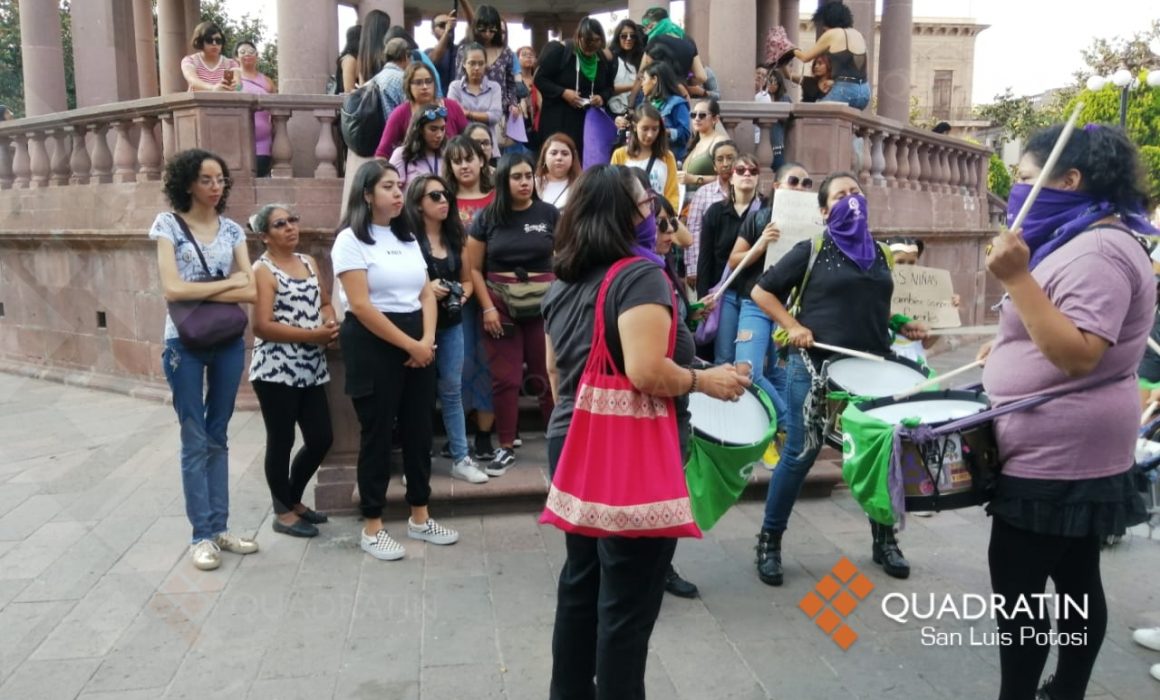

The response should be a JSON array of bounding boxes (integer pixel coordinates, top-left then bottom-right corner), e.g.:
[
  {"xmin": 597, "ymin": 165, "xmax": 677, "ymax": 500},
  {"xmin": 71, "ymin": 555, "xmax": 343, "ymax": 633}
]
[
  {"xmin": 341, "ymin": 312, "xmax": 436, "ymax": 519},
  {"xmin": 547, "ymin": 436, "xmax": 677, "ymax": 700},
  {"xmin": 988, "ymin": 516, "xmax": 1107, "ymax": 700},
  {"xmin": 251, "ymin": 380, "xmax": 333, "ymax": 514}
]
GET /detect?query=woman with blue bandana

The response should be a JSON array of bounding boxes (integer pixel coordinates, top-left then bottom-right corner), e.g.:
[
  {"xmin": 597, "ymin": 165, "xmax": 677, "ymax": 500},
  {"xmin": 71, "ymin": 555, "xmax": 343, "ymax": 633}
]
[{"xmin": 746, "ymin": 172, "xmax": 929, "ymax": 586}]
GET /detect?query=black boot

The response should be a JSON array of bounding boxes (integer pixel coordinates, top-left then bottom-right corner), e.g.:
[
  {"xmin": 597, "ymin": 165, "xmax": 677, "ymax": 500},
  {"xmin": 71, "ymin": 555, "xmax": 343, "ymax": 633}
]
[
  {"xmin": 664, "ymin": 565, "xmax": 699, "ymax": 598},
  {"xmin": 755, "ymin": 530, "xmax": 784, "ymax": 586},
  {"xmin": 869, "ymin": 519, "xmax": 910, "ymax": 579}
]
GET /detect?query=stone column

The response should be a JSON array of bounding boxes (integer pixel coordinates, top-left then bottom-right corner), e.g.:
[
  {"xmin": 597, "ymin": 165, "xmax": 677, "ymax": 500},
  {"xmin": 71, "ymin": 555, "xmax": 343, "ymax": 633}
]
[
  {"xmin": 877, "ymin": 0, "xmax": 912, "ymax": 122},
  {"xmin": 706, "ymin": 0, "xmax": 756, "ymax": 101},
  {"xmin": 524, "ymin": 14, "xmax": 552, "ymax": 55},
  {"xmin": 359, "ymin": 0, "xmax": 403, "ymax": 25},
  {"xmin": 157, "ymin": 0, "xmax": 188, "ymax": 95},
  {"xmin": 19, "ymin": 0, "xmax": 69, "ymax": 115},
  {"xmin": 845, "ymin": 0, "xmax": 875, "ymax": 94},
  {"xmin": 628, "ymin": 0, "xmax": 666, "ymax": 25},
  {"xmin": 134, "ymin": 0, "xmax": 160, "ymax": 98},
  {"xmin": 683, "ymin": 0, "xmax": 711, "ymax": 59},
  {"xmin": 72, "ymin": 0, "xmax": 140, "ymax": 107},
  {"xmin": 778, "ymin": 0, "xmax": 799, "ymax": 45},
  {"xmin": 756, "ymin": 0, "xmax": 776, "ymax": 66},
  {"xmin": 277, "ymin": 0, "xmax": 334, "ymax": 176},
  {"xmin": 184, "ymin": 0, "xmax": 200, "ymax": 40}
]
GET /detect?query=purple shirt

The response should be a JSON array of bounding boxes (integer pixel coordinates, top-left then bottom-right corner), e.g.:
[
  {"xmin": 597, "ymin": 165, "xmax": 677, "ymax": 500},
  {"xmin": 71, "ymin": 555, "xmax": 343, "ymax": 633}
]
[{"xmin": 982, "ymin": 227, "xmax": 1155, "ymax": 480}]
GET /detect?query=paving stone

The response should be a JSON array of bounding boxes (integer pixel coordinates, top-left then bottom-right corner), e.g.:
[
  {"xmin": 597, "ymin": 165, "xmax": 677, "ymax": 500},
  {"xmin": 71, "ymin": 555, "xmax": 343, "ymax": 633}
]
[
  {"xmin": 247, "ymin": 674, "xmax": 339, "ymax": 700},
  {"xmin": 0, "ymin": 520, "xmax": 93, "ymax": 581},
  {"xmin": 0, "ymin": 658, "xmax": 100, "ymax": 700},
  {"xmin": 0, "ymin": 494, "xmax": 68, "ymax": 541},
  {"xmin": 0, "ymin": 600, "xmax": 75, "ymax": 684},
  {"xmin": 31, "ymin": 573, "xmax": 158, "ymax": 660},
  {"xmin": 422, "ymin": 663, "xmax": 505, "ymax": 699}
]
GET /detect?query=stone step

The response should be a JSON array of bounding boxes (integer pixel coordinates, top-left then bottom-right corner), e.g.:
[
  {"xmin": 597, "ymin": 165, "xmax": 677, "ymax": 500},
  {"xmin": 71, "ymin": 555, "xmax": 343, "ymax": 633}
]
[{"xmin": 315, "ymin": 439, "xmax": 845, "ymax": 517}]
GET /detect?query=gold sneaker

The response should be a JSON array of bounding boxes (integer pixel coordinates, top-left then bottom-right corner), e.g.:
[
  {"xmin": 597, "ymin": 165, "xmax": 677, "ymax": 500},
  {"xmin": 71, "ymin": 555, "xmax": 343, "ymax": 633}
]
[
  {"xmin": 190, "ymin": 540, "xmax": 222, "ymax": 570},
  {"xmin": 214, "ymin": 532, "xmax": 259, "ymax": 555}
]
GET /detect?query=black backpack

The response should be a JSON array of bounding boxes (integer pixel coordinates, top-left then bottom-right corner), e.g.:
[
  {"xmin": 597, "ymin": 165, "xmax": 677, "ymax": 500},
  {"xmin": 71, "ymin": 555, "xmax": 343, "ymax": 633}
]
[{"xmin": 340, "ymin": 84, "xmax": 386, "ymax": 157}]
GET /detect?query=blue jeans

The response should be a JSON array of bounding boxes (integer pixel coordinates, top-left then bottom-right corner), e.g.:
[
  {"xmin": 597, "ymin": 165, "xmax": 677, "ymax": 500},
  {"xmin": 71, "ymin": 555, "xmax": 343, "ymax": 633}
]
[
  {"xmin": 162, "ymin": 336, "xmax": 244, "ymax": 543},
  {"xmin": 435, "ymin": 325, "xmax": 469, "ymax": 461},
  {"xmin": 822, "ymin": 80, "xmax": 871, "ymax": 110},
  {"xmin": 461, "ymin": 298, "xmax": 494, "ymax": 413},
  {"xmin": 713, "ymin": 290, "xmax": 741, "ymax": 364},
  {"xmin": 761, "ymin": 352, "xmax": 822, "ymax": 532},
  {"xmin": 735, "ymin": 299, "xmax": 788, "ymax": 427}
]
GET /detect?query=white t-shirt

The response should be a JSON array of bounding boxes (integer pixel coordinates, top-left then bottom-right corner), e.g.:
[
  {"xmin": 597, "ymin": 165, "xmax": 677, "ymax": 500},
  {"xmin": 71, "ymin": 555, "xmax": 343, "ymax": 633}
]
[
  {"xmin": 624, "ymin": 155, "xmax": 669, "ymax": 199},
  {"xmin": 892, "ymin": 335, "xmax": 927, "ymax": 365},
  {"xmin": 539, "ymin": 178, "xmax": 570, "ymax": 209},
  {"xmin": 331, "ymin": 224, "xmax": 427, "ymax": 313},
  {"xmin": 754, "ymin": 90, "xmax": 772, "ymax": 144}
]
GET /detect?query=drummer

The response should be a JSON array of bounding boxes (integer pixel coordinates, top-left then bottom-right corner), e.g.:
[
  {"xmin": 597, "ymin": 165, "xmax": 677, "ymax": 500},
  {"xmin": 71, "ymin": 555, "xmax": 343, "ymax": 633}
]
[
  {"xmin": 747, "ymin": 171, "xmax": 928, "ymax": 586},
  {"xmin": 978, "ymin": 124, "xmax": 1155, "ymax": 700}
]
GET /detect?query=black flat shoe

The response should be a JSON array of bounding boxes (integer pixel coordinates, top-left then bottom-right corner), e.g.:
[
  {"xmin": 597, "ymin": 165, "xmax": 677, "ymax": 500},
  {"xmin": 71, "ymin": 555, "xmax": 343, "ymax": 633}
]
[
  {"xmin": 756, "ymin": 530, "xmax": 784, "ymax": 586},
  {"xmin": 664, "ymin": 566, "xmax": 699, "ymax": 598},
  {"xmin": 296, "ymin": 507, "xmax": 329, "ymax": 524},
  {"xmin": 273, "ymin": 519, "xmax": 320, "ymax": 538}
]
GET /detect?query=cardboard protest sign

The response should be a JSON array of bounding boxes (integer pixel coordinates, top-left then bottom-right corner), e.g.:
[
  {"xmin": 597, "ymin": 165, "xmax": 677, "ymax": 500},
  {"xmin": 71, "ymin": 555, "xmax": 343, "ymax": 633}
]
[
  {"xmin": 764, "ymin": 189, "xmax": 825, "ymax": 269},
  {"xmin": 891, "ymin": 265, "xmax": 961, "ymax": 328}
]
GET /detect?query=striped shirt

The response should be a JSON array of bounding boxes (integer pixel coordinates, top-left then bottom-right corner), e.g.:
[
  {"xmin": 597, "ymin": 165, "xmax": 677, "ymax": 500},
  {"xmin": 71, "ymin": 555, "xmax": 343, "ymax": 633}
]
[{"xmin": 182, "ymin": 53, "xmax": 239, "ymax": 89}]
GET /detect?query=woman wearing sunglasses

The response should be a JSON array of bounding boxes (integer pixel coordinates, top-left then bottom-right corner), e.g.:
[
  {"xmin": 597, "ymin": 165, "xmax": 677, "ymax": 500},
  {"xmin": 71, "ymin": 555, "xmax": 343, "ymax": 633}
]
[
  {"xmin": 389, "ymin": 107, "xmax": 448, "ymax": 184},
  {"xmin": 376, "ymin": 62, "xmax": 468, "ymax": 157},
  {"xmin": 181, "ymin": 22, "xmax": 239, "ymax": 92},
  {"xmin": 249, "ymin": 204, "xmax": 336, "ymax": 539},
  {"xmin": 681, "ymin": 99, "xmax": 726, "ymax": 191},
  {"xmin": 455, "ymin": 5, "xmax": 520, "ymax": 125},
  {"xmin": 534, "ymin": 17, "xmax": 614, "ymax": 161},
  {"xmin": 608, "ymin": 20, "xmax": 645, "ymax": 119}
]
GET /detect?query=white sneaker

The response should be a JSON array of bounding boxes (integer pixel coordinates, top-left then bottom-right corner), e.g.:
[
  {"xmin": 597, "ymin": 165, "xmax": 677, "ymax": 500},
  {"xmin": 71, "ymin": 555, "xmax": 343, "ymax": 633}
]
[
  {"xmin": 1134, "ymin": 627, "xmax": 1160, "ymax": 652},
  {"xmin": 214, "ymin": 531, "xmax": 259, "ymax": 554},
  {"xmin": 190, "ymin": 540, "xmax": 221, "ymax": 570},
  {"xmin": 408, "ymin": 517, "xmax": 459, "ymax": 545},
  {"xmin": 451, "ymin": 456, "xmax": 489, "ymax": 484},
  {"xmin": 486, "ymin": 448, "xmax": 515, "ymax": 477},
  {"xmin": 361, "ymin": 528, "xmax": 405, "ymax": 561}
]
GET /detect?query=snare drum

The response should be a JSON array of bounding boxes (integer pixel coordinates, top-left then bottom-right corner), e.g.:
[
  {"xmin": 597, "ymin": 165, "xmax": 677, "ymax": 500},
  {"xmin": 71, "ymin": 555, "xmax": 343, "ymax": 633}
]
[
  {"xmin": 686, "ymin": 387, "xmax": 776, "ymax": 529},
  {"xmin": 824, "ymin": 356, "xmax": 930, "ymax": 448},
  {"xmin": 856, "ymin": 390, "xmax": 999, "ymax": 512}
]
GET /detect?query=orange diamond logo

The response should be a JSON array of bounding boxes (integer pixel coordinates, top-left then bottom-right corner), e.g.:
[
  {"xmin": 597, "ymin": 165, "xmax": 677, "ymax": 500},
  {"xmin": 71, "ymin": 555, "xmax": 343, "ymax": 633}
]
[{"xmin": 799, "ymin": 557, "xmax": 875, "ymax": 650}]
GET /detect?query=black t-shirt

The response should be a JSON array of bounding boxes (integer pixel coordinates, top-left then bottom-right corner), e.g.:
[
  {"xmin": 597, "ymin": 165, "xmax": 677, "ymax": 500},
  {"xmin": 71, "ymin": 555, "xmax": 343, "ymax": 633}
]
[
  {"xmin": 647, "ymin": 34, "xmax": 698, "ymax": 78},
  {"xmin": 697, "ymin": 198, "xmax": 760, "ymax": 299},
  {"xmin": 543, "ymin": 260, "xmax": 695, "ymax": 453},
  {"xmin": 418, "ymin": 233, "xmax": 463, "ymax": 330},
  {"xmin": 1140, "ymin": 311, "xmax": 1160, "ymax": 383},
  {"xmin": 470, "ymin": 200, "xmax": 559, "ymax": 273},
  {"xmin": 756, "ymin": 235, "xmax": 893, "ymax": 361},
  {"xmin": 732, "ymin": 206, "xmax": 773, "ymax": 299}
]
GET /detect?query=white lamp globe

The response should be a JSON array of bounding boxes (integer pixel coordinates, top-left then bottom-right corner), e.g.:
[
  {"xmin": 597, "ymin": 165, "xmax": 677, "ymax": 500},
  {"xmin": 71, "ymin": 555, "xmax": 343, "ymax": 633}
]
[
  {"xmin": 1086, "ymin": 75, "xmax": 1107, "ymax": 91},
  {"xmin": 1147, "ymin": 70, "xmax": 1160, "ymax": 88},
  {"xmin": 1112, "ymin": 68, "xmax": 1133, "ymax": 88},
  {"xmin": 1150, "ymin": 37, "xmax": 1160, "ymax": 56}
]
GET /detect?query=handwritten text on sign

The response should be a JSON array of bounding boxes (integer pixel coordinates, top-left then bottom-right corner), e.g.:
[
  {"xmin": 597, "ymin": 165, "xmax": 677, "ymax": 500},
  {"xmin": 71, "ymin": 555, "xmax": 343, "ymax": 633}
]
[{"xmin": 891, "ymin": 265, "xmax": 961, "ymax": 328}]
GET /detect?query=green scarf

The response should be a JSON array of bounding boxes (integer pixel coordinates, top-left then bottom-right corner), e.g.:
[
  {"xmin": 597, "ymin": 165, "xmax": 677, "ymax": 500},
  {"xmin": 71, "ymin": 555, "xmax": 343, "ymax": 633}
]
[
  {"xmin": 650, "ymin": 96, "xmax": 665, "ymax": 112},
  {"xmin": 644, "ymin": 16, "xmax": 685, "ymax": 40},
  {"xmin": 575, "ymin": 47, "xmax": 598, "ymax": 82}
]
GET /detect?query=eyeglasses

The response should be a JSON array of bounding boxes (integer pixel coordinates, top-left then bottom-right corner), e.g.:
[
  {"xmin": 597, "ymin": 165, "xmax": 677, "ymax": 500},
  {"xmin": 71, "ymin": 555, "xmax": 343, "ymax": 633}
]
[
  {"xmin": 785, "ymin": 175, "xmax": 814, "ymax": 188},
  {"xmin": 197, "ymin": 176, "xmax": 231, "ymax": 187},
  {"xmin": 412, "ymin": 78, "xmax": 436, "ymax": 87},
  {"xmin": 237, "ymin": 48, "xmax": 257, "ymax": 57},
  {"xmin": 733, "ymin": 166, "xmax": 760, "ymax": 176},
  {"xmin": 425, "ymin": 191, "xmax": 449, "ymax": 203},
  {"xmin": 465, "ymin": 60, "xmax": 486, "ymax": 67},
  {"xmin": 475, "ymin": 24, "xmax": 498, "ymax": 33},
  {"xmin": 270, "ymin": 215, "xmax": 300, "ymax": 229},
  {"xmin": 619, "ymin": 33, "xmax": 637, "ymax": 40},
  {"xmin": 657, "ymin": 217, "xmax": 674, "ymax": 233},
  {"xmin": 690, "ymin": 111, "xmax": 711, "ymax": 120},
  {"xmin": 206, "ymin": 36, "xmax": 225, "ymax": 46},
  {"xmin": 421, "ymin": 106, "xmax": 448, "ymax": 121}
]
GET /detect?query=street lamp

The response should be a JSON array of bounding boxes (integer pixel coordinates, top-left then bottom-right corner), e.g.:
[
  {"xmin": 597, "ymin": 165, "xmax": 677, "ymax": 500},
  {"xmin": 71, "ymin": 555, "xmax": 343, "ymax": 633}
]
[{"xmin": 1087, "ymin": 67, "xmax": 1159, "ymax": 129}]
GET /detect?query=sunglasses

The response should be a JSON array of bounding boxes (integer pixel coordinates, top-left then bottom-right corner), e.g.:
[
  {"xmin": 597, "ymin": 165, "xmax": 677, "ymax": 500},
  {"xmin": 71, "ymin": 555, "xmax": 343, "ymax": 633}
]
[
  {"xmin": 206, "ymin": 36, "xmax": 225, "ymax": 45},
  {"xmin": 690, "ymin": 111, "xmax": 711, "ymax": 120},
  {"xmin": 425, "ymin": 191, "xmax": 449, "ymax": 203},
  {"xmin": 270, "ymin": 215, "xmax": 300, "ymax": 229},
  {"xmin": 475, "ymin": 24, "xmax": 498, "ymax": 33},
  {"xmin": 733, "ymin": 166, "xmax": 760, "ymax": 176},
  {"xmin": 619, "ymin": 33, "xmax": 637, "ymax": 40},
  {"xmin": 421, "ymin": 106, "xmax": 448, "ymax": 120},
  {"xmin": 657, "ymin": 217, "xmax": 674, "ymax": 233},
  {"xmin": 434, "ymin": 22, "xmax": 448, "ymax": 29},
  {"xmin": 785, "ymin": 175, "xmax": 814, "ymax": 188}
]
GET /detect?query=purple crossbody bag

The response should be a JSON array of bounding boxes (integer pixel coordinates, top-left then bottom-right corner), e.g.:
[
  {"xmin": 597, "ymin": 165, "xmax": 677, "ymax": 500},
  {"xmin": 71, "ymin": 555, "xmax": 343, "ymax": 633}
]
[{"xmin": 166, "ymin": 214, "xmax": 249, "ymax": 349}]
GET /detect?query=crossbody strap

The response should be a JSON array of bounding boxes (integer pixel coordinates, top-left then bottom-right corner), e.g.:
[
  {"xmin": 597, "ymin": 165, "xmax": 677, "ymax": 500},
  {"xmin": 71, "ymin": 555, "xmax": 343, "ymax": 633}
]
[{"xmin": 171, "ymin": 213, "xmax": 216, "ymax": 278}]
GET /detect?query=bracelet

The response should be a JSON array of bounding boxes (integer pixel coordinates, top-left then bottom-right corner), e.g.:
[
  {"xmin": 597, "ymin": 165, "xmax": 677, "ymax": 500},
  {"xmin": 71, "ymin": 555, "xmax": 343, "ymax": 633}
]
[
  {"xmin": 482, "ymin": 307, "xmax": 498, "ymax": 315},
  {"xmin": 688, "ymin": 367, "xmax": 699, "ymax": 394}
]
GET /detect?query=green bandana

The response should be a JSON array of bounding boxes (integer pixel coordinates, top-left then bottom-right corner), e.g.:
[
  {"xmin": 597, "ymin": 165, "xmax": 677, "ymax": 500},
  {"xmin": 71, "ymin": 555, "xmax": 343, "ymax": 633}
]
[
  {"xmin": 575, "ymin": 47, "xmax": 598, "ymax": 83},
  {"xmin": 644, "ymin": 16, "xmax": 685, "ymax": 40}
]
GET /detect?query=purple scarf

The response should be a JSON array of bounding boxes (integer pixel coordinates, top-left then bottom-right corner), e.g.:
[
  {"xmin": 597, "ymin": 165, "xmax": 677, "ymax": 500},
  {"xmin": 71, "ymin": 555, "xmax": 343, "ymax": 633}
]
[
  {"xmin": 1007, "ymin": 183, "xmax": 1160, "ymax": 269},
  {"xmin": 632, "ymin": 213, "xmax": 666, "ymax": 266},
  {"xmin": 827, "ymin": 193, "xmax": 877, "ymax": 270}
]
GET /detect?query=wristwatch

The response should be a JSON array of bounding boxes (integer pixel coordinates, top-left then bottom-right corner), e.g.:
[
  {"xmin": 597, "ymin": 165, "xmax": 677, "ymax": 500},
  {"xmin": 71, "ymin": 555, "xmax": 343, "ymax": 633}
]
[{"xmin": 697, "ymin": 176, "xmax": 705, "ymax": 185}]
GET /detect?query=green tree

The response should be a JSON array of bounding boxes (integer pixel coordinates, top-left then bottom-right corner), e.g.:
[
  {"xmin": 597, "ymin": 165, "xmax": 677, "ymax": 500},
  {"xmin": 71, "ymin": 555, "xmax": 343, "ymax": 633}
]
[
  {"xmin": 197, "ymin": 0, "xmax": 278, "ymax": 82},
  {"xmin": 988, "ymin": 153, "xmax": 1011, "ymax": 199},
  {"xmin": 1073, "ymin": 20, "xmax": 1160, "ymax": 85},
  {"xmin": 0, "ymin": 0, "xmax": 76, "ymax": 117},
  {"xmin": 1140, "ymin": 145, "xmax": 1160, "ymax": 204},
  {"xmin": 973, "ymin": 88, "xmax": 1071, "ymax": 149}
]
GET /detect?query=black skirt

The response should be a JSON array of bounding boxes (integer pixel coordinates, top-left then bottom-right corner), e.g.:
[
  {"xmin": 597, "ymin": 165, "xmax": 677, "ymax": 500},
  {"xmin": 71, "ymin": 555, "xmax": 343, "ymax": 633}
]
[{"xmin": 986, "ymin": 468, "xmax": 1148, "ymax": 538}]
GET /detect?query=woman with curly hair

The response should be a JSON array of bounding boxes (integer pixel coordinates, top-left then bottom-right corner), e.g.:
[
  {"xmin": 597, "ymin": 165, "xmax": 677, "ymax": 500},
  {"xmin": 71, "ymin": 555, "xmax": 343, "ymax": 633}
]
[
  {"xmin": 389, "ymin": 106, "xmax": 448, "ymax": 184},
  {"xmin": 150, "ymin": 149, "xmax": 258, "ymax": 571}
]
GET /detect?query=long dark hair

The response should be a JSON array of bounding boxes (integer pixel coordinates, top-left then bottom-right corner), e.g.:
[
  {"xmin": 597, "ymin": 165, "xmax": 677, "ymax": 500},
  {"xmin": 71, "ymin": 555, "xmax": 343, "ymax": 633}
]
[
  {"xmin": 610, "ymin": 20, "xmax": 644, "ymax": 70},
  {"xmin": 340, "ymin": 24, "xmax": 360, "ymax": 58},
  {"xmin": 553, "ymin": 165, "xmax": 639, "ymax": 282},
  {"xmin": 405, "ymin": 174, "xmax": 465, "ymax": 255},
  {"xmin": 816, "ymin": 170, "xmax": 861, "ymax": 209},
  {"xmin": 641, "ymin": 61, "xmax": 681, "ymax": 103},
  {"xmin": 400, "ymin": 108, "xmax": 446, "ymax": 167},
  {"xmin": 480, "ymin": 151, "xmax": 538, "ymax": 230},
  {"xmin": 686, "ymin": 98, "xmax": 720, "ymax": 154},
  {"xmin": 443, "ymin": 135, "xmax": 494, "ymax": 195},
  {"xmin": 357, "ymin": 9, "xmax": 391, "ymax": 82},
  {"xmin": 470, "ymin": 5, "xmax": 506, "ymax": 47},
  {"xmin": 1024, "ymin": 124, "xmax": 1152, "ymax": 213},
  {"xmin": 729, "ymin": 154, "xmax": 761, "ymax": 206},
  {"xmin": 339, "ymin": 159, "xmax": 414, "ymax": 244},
  {"xmin": 626, "ymin": 103, "xmax": 669, "ymax": 160}
]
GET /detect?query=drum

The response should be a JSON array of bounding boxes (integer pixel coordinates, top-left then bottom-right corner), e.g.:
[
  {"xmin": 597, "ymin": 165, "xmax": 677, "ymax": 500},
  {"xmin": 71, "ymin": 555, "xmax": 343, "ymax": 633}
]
[
  {"xmin": 856, "ymin": 390, "xmax": 999, "ymax": 512},
  {"xmin": 686, "ymin": 386, "xmax": 776, "ymax": 529},
  {"xmin": 824, "ymin": 356, "xmax": 930, "ymax": 448}
]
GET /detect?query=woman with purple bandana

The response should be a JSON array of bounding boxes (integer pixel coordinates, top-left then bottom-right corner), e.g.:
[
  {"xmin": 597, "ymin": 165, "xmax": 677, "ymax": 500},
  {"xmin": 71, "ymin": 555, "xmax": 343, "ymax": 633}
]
[
  {"xmin": 746, "ymin": 171, "xmax": 929, "ymax": 586},
  {"xmin": 978, "ymin": 124, "xmax": 1155, "ymax": 700}
]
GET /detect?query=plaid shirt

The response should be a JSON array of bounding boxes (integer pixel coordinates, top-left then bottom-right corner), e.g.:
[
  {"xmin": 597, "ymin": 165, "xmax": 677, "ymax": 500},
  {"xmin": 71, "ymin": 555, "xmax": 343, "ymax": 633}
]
[{"xmin": 684, "ymin": 179, "xmax": 728, "ymax": 273}]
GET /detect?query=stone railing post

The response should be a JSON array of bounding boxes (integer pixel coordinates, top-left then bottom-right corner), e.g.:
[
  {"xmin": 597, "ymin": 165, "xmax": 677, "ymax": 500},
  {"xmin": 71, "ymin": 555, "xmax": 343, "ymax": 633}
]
[
  {"xmin": 853, "ymin": 125, "xmax": 871, "ymax": 184},
  {"xmin": 69, "ymin": 124, "xmax": 91, "ymax": 185},
  {"xmin": 313, "ymin": 110, "xmax": 339, "ymax": 178},
  {"xmin": 135, "ymin": 116, "xmax": 162, "ymax": 182},
  {"xmin": 0, "ymin": 136, "xmax": 14, "ymax": 189},
  {"xmin": 112, "ymin": 120, "xmax": 139, "ymax": 184},
  {"xmin": 894, "ymin": 137, "xmax": 911, "ymax": 188},
  {"xmin": 908, "ymin": 139, "xmax": 922, "ymax": 191},
  {"xmin": 11, "ymin": 134, "xmax": 30, "ymax": 189},
  {"xmin": 882, "ymin": 132, "xmax": 899, "ymax": 187},
  {"xmin": 90, "ymin": 123, "xmax": 114, "ymax": 184},
  {"xmin": 28, "ymin": 132, "xmax": 51, "ymax": 188},
  {"xmin": 937, "ymin": 147, "xmax": 950, "ymax": 193},
  {"xmin": 752, "ymin": 116, "xmax": 774, "ymax": 168},
  {"xmin": 159, "ymin": 113, "xmax": 175, "ymax": 161},
  {"xmin": 269, "ymin": 109, "xmax": 294, "ymax": 178},
  {"xmin": 49, "ymin": 128, "xmax": 72, "ymax": 186},
  {"xmin": 869, "ymin": 129, "xmax": 886, "ymax": 186}
]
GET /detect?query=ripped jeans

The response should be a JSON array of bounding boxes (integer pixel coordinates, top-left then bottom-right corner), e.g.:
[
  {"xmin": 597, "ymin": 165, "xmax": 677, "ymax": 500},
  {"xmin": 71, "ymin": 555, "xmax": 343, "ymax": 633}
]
[
  {"xmin": 735, "ymin": 298, "xmax": 788, "ymax": 426},
  {"xmin": 162, "ymin": 336, "xmax": 244, "ymax": 543}
]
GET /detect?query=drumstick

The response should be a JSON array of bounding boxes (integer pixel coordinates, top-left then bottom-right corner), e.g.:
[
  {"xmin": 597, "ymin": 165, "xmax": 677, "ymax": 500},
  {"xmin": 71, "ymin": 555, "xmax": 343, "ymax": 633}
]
[
  {"xmin": 1149, "ymin": 336, "xmax": 1160, "ymax": 357},
  {"xmin": 710, "ymin": 244, "xmax": 765, "ymax": 302},
  {"xmin": 927, "ymin": 324, "xmax": 1000, "ymax": 336},
  {"xmin": 811, "ymin": 342, "xmax": 885, "ymax": 362},
  {"xmin": 1008, "ymin": 101, "xmax": 1084, "ymax": 233},
  {"xmin": 1142, "ymin": 401, "xmax": 1159, "ymax": 426},
  {"xmin": 893, "ymin": 359, "xmax": 984, "ymax": 400}
]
